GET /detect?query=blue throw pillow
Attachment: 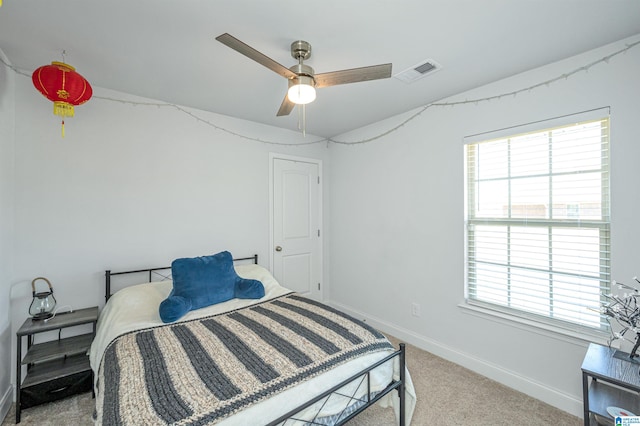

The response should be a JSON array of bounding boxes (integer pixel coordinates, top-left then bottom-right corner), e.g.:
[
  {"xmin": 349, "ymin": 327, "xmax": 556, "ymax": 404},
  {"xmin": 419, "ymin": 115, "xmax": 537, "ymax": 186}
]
[{"xmin": 159, "ymin": 251, "xmax": 264, "ymax": 323}]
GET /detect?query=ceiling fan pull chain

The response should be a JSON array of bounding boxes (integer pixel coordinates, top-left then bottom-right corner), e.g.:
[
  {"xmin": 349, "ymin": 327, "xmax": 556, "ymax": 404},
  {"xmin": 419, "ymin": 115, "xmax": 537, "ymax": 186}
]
[
  {"xmin": 297, "ymin": 103, "xmax": 307, "ymax": 136},
  {"xmin": 302, "ymin": 104, "xmax": 306, "ymax": 137}
]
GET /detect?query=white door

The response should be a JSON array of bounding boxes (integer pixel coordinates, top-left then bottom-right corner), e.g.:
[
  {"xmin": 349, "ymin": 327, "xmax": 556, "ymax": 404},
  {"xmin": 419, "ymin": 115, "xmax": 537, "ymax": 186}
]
[{"xmin": 271, "ymin": 156, "xmax": 322, "ymax": 300}]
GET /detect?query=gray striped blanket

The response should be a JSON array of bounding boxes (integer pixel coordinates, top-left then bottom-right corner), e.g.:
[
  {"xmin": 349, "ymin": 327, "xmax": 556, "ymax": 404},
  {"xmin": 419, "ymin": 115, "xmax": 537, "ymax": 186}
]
[{"xmin": 95, "ymin": 293, "xmax": 393, "ymax": 425}]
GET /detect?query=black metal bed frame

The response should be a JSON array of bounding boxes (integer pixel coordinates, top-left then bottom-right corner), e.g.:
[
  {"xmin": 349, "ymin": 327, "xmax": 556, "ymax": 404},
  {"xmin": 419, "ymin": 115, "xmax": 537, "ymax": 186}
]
[
  {"xmin": 104, "ymin": 254, "xmax": 259, "ymax": 302},
  {"xmin": 103, "ymin": 254, "xmax": 407, "ymax": 426},
  {"xmin": 267, "ymin": 343, "xmax": 406, "ymax": 426}
]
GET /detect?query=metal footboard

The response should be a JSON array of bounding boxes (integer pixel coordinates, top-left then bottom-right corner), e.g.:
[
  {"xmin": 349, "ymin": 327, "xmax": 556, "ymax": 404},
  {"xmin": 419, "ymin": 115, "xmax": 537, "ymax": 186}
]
[{"xmin": 267, "ymin": 343, "xmax": 406, "ymax": 426}]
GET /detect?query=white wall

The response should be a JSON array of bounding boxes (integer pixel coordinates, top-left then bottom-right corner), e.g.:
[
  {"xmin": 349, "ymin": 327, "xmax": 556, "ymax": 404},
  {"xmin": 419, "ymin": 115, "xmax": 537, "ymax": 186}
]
[
  {"xmin": 8, "ymin": 76, "xmax": 331, "ymax": 392},
  {"xmin": 0, "ymin": 48, "xmax": 16, "ymax": 421},
  {"xmin": 328, "ymin": 35, "xmax": 640, "ymax": 417}
]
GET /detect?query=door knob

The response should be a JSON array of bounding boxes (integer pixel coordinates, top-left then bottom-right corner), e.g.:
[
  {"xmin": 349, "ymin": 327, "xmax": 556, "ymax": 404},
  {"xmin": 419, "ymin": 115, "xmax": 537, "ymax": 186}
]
[{"xmin": 275, "ymin": 246, "xmax": 283, "ymax": 252}]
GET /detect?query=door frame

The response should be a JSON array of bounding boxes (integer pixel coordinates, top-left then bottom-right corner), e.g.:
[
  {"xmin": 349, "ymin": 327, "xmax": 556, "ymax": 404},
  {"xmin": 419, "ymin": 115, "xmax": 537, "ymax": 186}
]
[{"xmin": 269, "ymin": 152, "xmax": 323, "ymax": 299}]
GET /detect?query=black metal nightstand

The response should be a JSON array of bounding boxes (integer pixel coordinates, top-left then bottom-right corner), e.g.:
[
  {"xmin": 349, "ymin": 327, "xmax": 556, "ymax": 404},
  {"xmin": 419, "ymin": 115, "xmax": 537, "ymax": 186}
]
[
  {"xmin": 15, "ymin": 306, "xmax": 98, "ymax": 423},
  {"xmin": 581, "ymin": 342, "xmax": 640, "ymax": 425}
]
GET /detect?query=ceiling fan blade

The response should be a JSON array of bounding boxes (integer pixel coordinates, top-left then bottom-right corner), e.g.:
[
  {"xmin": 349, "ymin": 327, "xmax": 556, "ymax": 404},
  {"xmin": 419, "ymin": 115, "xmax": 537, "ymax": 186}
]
[
  {"xmin": 276, "ymin": 94, "xmax": 295, "ymax": 116},
  {"xmin": 216, "ymin": 33, "xmax": 297, "ymax": 80},
  {"xmin": 314, "ymin": 63, "xmax": 392, "ymax": 88}
]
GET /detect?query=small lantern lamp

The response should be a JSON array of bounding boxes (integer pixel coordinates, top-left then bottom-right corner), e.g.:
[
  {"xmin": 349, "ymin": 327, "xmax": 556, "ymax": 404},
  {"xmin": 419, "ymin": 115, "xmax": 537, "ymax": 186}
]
[{"xmin": 29, "ymin": 277, "xmax": 57, "ymax": 321}]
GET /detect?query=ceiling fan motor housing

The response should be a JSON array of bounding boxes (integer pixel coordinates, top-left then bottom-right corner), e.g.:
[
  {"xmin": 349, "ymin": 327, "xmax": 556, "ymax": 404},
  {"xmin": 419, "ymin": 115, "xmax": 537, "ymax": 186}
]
[{"xmin": 289, "ymin": 63, "xmax": 315, "ymax": 79}]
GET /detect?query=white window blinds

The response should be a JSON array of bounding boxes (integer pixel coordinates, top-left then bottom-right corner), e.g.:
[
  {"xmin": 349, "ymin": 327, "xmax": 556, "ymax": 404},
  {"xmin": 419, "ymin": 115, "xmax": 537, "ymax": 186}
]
[{"xmin": 464, "ymin": 115, "xmax": 610, "ymax": 332}]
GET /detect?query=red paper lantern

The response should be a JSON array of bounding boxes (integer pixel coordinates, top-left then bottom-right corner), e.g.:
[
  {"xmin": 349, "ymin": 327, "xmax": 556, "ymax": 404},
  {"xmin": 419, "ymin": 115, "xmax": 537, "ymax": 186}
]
[{"xmin": 32, "ymin": 61, "xmax": 92, "ymax": 137}]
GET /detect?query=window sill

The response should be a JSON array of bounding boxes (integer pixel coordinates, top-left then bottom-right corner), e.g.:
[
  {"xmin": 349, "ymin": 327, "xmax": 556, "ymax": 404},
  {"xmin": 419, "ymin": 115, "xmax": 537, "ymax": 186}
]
[{"xmin": 458, "ymin": 300, "xmax": 614, "ymax": 347}]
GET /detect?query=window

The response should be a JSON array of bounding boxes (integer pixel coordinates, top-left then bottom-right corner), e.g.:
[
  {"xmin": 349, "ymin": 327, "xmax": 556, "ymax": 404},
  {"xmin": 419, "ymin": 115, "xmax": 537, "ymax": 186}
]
[{"xmin": 464, "ymin": 115, "xmax": 610, "ymax": 333}]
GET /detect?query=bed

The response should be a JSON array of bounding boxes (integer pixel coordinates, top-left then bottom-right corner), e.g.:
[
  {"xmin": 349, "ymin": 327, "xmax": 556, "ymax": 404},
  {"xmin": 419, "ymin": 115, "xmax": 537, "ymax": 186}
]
[{"xmin": 90, "ymin": 254, "xmax": 416, "ymax": 425}]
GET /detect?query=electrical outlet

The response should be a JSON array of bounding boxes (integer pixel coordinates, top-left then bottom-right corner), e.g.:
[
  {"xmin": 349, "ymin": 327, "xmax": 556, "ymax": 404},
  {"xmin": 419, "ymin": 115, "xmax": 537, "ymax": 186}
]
[{"xmin": 411, "ymin": 303, "xmax": 421, "ymax": 317}]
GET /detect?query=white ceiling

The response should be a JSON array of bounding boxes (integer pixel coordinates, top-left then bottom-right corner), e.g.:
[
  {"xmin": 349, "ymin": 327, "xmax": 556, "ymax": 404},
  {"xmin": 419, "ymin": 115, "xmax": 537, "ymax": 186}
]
[{"xmin": 1, "ymin": 1, "xmax": 639, "ymax": 138}]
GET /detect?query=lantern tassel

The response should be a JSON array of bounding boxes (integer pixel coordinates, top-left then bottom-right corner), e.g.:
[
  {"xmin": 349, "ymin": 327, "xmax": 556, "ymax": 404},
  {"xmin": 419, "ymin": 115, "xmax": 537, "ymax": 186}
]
[
  {"xmin": 53, "ymin": 102, "xmax": 75, "ymax": 118},
  {"xmin": 53, "ymin": 102, "xmax": 73, "ymax": 138}
]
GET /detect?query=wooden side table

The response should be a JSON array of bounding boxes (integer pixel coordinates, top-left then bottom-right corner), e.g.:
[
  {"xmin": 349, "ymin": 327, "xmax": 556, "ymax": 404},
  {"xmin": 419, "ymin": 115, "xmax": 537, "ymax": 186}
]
[
  {"xmin": 581, "ymin": 342, "xmax": 640, "ymax": 425},
  {"xmin": 15, "ymin": 306, "xmax": 98, "ymax": 423}
]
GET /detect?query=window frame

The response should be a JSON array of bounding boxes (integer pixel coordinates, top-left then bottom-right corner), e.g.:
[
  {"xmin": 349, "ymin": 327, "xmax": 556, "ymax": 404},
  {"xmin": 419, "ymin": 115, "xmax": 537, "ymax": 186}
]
[{"xmin": 462, "ymin": 110, "xmax": 611, "ymax": 341}]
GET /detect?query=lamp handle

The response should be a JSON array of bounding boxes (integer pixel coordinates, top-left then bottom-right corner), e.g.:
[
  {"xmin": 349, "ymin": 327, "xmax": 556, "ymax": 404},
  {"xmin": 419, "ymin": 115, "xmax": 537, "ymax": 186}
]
[{"xmin": 31, "ymin": 277, "xmax": 53, "ymax": 295}]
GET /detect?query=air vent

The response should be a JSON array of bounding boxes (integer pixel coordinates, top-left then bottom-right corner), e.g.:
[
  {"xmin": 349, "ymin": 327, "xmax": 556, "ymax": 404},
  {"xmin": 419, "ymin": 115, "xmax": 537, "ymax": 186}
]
[{"xmin": 394, "ymin": 59, "xmax": 442, "ymax": 84}]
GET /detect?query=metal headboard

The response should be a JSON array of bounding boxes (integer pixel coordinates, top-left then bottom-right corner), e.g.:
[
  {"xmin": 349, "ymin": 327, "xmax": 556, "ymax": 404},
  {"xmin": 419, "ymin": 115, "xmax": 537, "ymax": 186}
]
[{"xmin": 104, "ymin": 254, "xmax": 258, "ymax": 302}]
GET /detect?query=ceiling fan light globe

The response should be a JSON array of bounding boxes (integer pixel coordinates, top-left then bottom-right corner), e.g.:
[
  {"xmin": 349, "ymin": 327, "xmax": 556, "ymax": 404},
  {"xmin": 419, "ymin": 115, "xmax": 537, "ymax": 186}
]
[
  {"xmin": 288, "ymin": 84, "xmax": 316, "ymax": 104},
  {"xmin": 287, "ymin": 76, "xmax": 316, "ymax": 105}
]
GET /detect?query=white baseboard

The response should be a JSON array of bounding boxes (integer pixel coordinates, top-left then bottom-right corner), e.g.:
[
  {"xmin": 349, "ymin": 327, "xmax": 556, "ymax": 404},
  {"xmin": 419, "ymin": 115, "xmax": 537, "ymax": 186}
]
[
  {"xmin": 0, "ymin": 384, "xmax": 13, "ymax": 425},
  {"xmin": 328, "ymin": 300, "xmax": 584, "ymax": 419}
]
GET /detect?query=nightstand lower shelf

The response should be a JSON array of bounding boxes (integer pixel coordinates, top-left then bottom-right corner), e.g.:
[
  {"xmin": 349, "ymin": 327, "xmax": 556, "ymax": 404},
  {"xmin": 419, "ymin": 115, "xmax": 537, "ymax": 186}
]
[
  {"xmin": 588, "ymin": 380, "xmax": 640, "ymax": 422},
  {"xmin": 22, "ymin": 334, "xmax": 94, "ymax": 366},
  {"xmin": 22, "ymin": 353, "xmax": 90, "ymax": 388}
]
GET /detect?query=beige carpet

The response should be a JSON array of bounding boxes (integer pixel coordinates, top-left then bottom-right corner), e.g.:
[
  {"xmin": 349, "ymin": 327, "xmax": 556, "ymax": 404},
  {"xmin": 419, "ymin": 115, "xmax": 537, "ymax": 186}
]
[{"xmin": 2, "ymin": 336, "xmax": 582, "ymax": 426}]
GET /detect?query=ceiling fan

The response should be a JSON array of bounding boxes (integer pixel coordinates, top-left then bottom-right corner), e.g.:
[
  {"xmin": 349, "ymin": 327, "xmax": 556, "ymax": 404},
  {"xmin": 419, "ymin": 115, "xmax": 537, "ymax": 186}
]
[{"xmin": 215, "ymin": 33, "xmax": 392, "ymax": 117}]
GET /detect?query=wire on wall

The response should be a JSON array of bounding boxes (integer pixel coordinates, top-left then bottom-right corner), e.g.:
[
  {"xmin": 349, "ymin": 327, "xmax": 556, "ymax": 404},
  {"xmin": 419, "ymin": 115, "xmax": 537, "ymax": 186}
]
[
  {"xmin": 92, "ymin": 96, "xmax": 326, "ymax": 147},
  {"xmin": 327, "ymin": 39, "xmax": 640, "ymax": 145},
  {"xmin": 1, "ymin": 39, "xmax": 638, "ymax": 146}
]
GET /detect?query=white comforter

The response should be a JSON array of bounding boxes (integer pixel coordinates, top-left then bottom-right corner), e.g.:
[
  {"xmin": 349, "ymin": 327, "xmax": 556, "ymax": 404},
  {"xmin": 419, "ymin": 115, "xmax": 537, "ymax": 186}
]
[{"xmin": 90, "ymin": 264, "xmax": 416, "ymax": 425}]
